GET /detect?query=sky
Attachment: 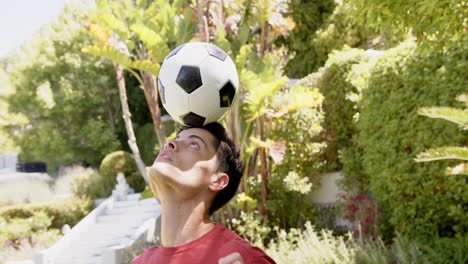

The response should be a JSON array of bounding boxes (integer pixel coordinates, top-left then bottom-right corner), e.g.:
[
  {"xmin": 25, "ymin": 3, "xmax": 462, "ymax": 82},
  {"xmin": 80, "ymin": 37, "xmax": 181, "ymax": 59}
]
[{"xmin": 0, "ymin": 0, "xmax": 67, "ymax": 57}]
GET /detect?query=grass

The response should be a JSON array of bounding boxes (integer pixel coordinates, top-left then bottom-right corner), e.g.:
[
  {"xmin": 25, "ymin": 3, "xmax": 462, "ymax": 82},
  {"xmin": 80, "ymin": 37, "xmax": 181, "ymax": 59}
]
[{"xmin": 0, "ymin": 166, "xmax": 95, "ymax": 206}]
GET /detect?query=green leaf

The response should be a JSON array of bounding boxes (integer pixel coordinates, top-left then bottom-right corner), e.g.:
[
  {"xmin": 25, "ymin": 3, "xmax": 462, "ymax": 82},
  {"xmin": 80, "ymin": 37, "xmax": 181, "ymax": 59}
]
[
  {"xmin": 82, "ymin": 45, "xmax": 131, "ymax": 67},
  {"xmin": 130, "ymin": 60, "xmax": 160, "ymax": 76},
  {"xmin": 95, "ymin": 13, "xmax": 130, "ymax": 40},
  {"xmin": 131, "ymin": 23, "xmax": 164, "ymax": 49},
  {"xmin": 270, "ymin": 87, "xmax": 324, "ymax": 117},
  {"xmin": 242, "ymin": 71, "xmax": 286, "ymax": 122},
  {"xmin": 415, "ymin": 147, "xmax": 468, "ymax": 162},
  {"xmin": 418, "ymin": 106, "xmax": 468, "ymax": 130}
]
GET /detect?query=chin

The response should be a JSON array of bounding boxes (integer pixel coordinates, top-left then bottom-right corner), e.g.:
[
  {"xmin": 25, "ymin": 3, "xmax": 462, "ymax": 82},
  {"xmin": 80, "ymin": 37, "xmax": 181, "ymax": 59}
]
[{"xmin": 150, "ymin": 162, "xmax": 178, "ymax": 181}]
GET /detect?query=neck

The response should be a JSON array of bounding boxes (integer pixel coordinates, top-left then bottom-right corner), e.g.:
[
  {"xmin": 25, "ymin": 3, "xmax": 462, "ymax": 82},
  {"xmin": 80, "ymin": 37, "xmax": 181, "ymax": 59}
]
[{"xmin": 159, "ymin": 198, "xmax": 214, "ymax": 247}]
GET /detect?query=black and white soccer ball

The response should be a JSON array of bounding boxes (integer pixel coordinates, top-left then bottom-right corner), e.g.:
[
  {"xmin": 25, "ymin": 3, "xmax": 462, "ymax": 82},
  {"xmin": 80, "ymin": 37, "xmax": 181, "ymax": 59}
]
[{"xmin": 157, "ymin": 42, "xmax": 239, "ymax": 127}]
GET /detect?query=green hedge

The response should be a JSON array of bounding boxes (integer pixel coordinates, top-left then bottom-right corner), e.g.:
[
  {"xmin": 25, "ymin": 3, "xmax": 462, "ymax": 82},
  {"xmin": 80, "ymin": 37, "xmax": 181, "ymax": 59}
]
[
  {"xmin": 0, "ymin": 197, "xmax": 93, "ymax": 245},
  {"xmin": 100, "ymin": 150, "xmax": 137, "ymax": 178},
  {"xmin": 71, "ymin": 170, "xmax": 115, "ymax": 199},
  {"xmin": 354, "ymin": 41, "xmax": 467, "ymax": 237},
  {"xmin": 308, "ymin": 47, "xmax": 373, "ymax": 174},
  {"xmin": 99, "ymin": 150, "xmax": 146, "ymax": 194},
  {"xmin": 0, "ymin": 197, "xmax": 93, "ymax": 230}
]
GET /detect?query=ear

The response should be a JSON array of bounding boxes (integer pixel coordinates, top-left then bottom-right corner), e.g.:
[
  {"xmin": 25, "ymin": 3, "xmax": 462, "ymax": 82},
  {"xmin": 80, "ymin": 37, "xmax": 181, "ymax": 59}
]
[{"xmin": 208, "ymin": 172, "xmax": 229, "ymax": 192}]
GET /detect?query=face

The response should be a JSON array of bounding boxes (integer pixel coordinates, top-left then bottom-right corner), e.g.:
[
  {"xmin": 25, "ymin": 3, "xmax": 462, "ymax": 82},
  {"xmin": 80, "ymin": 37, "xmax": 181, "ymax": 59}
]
[{"xmin": 149, "ymin": 128, "xmax": 224, "ymax": 200}]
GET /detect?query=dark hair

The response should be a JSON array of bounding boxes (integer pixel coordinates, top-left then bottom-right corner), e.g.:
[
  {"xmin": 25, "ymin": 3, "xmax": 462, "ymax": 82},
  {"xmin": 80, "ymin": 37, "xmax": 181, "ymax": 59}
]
[{"xmin": 180, "ymin": 122, "xmax": 243, "ymax": 215}]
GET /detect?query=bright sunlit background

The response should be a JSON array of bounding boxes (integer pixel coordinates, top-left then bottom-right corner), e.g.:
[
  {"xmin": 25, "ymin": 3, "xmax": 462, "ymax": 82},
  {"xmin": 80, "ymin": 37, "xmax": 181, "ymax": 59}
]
[{"xmin": 0, "ymin": 0, "xmax": 66, "ymax": 57}]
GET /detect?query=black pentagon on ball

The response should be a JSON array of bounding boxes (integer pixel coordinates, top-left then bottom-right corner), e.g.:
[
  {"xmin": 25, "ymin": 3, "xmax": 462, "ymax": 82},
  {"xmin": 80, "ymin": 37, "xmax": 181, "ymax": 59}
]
[
  {"xmin": 157, "ymin": 78, "xmax": 166, "ymax": 104},
  {"xmin": 176, "ymin": 66, "xmax": 203, "ymax": 94},
  {"xmin": 182, "ymin": 112, "xmax": 206, "ymax": 127},
  {"xmin": 205, "ymin": 44, "xmax": 227, "ymax": 61},
  {"xmin": 165, "ymin": 44, "xmax": 185, "ymax": 61},
  {"xmin": 219, "ymin": 81, "xmax": 236, "ymax": 107}
]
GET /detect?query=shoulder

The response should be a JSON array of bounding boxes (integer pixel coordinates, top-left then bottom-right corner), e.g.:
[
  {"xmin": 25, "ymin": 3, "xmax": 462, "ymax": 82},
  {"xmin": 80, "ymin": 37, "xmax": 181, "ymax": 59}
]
[
  {"xmin": 130, "ymin": 246, "xmax": 159, "ymax": 264},
  {"xmin": 215, "ymin": 225, "xmax": 276, "ymax": 264}
]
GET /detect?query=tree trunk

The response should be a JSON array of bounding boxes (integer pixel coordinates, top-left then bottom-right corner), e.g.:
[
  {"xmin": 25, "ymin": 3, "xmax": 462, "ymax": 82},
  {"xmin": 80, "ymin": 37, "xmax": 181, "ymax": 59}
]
[
  {"xmin": 257, "ymin": 117, "xmax": 269, "ymax": 217},
  {"xmin": 114, "ymin": 63, "xmax": 149, "ymax": 184},
  {"xmin": 102, "ymin": 85, "xmax": 117, "ymax": 136},
  {"xmin": 196, "ymin": 0, "xmax": 209, "ymax": 42},
  {"xmin": 141, "ymin": 71, "xmax": 166, "ymax": 148}
]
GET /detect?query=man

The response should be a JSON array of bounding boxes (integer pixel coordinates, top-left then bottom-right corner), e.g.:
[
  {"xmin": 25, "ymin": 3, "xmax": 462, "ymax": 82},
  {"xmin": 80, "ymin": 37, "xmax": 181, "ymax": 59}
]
[{"xmin": 131, "ymin": 122, "xmax": 276, "ymax": 264}]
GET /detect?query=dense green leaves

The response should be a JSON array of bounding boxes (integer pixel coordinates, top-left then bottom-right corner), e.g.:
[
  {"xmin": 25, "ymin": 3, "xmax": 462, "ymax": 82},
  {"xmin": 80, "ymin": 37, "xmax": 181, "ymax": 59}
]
[
  {"xmin": 355, "ymin": 41, "xmax": 467, "ymax": 237},
  {"xmin": 344, "ymin": 0, "xmax": 466, "ymax": 48}
]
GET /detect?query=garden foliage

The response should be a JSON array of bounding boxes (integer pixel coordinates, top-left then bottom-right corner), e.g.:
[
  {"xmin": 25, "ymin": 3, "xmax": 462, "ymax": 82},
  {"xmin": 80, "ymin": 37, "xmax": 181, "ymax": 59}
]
[
  {"xmin": 351, "ymin": 42, "xmax": 467, "ymax": 237},
  {"xmin": 281, "ymin": 1, "xmax": 402, "ymax": 77},
  {"xmin": 0, "ymin": 197, "xmax": 92, "ymax": 242},
  {"xmin": 265, "ymin": 222, "xmax": 468, "ymax": 264},
  {"xmin": 309, "ymin": 48, "xmax": 368, "ymax": 173},
  {"xmin": 344, "ymin": 0, "xmax": 465, "ymax": 48},
  {"xmin": 6, "ymin": 10, "xmax": 121, "ymax": 171}
]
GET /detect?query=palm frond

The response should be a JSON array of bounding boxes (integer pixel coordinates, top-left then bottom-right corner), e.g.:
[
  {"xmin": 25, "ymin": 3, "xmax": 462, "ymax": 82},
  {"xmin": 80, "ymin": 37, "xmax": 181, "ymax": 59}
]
[
  {"xmin": 82, "ymin": 45, "xmax": 131, "ymax": 67},
  {"xmin": 130, "ymin": 60, "xmax": 160, "ymax": 76},
  {"xmin": 417, "ymin": 106, "xmax": 468, "ymax": 130},
  {"xmin": 415, "ymin": 146, "xmax": 468, "ymax": 162},
  {"xmin": 270, "ymin": 87, "xmax": 323, "ymax": 117}
]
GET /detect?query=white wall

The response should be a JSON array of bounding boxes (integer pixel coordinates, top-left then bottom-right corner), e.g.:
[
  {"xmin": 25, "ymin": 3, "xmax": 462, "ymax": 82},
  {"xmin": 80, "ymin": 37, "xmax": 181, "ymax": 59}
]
[
  {"xmin": 0, "ymin": 152, "xmax": 18, "ymax": 172},
  {"xmin": 309, "ymin": 172, "xmax": 344, "ymax": 203}
]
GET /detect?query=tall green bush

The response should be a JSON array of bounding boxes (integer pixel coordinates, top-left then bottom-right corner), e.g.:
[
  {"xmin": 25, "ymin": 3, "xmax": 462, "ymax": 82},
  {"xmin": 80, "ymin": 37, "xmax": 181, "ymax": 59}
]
[
  {"xmin": 313, "ymin": 48, "xmax": 367, "ymax": 173},
  {"xmin": 0, "ymin": 197, "xmax": 93, "ymax": 231},
  {"xmin": 354, "ymin": 41, "xmax": 467, "ymax": 237}
]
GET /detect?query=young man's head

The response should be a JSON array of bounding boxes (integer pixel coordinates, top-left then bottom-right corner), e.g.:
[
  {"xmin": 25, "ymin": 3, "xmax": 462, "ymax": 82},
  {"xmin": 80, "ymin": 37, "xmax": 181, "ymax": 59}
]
[{"xmin": 150, "ymin": 122, "xmax": 243, "ymax": 215}]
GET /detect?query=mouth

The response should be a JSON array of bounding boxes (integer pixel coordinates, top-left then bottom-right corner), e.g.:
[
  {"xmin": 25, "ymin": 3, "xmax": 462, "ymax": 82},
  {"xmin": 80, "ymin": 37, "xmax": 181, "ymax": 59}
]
[{"xmin": 156, "ymin": 151, "xmax": 173, "ymax": 162}]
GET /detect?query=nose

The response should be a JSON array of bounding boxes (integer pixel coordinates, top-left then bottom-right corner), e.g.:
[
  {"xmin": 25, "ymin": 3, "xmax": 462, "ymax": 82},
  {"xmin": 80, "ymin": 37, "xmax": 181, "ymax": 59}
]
[{"xmin": 164, "ymin": 138, "xmax": 177, "ymax": 150}]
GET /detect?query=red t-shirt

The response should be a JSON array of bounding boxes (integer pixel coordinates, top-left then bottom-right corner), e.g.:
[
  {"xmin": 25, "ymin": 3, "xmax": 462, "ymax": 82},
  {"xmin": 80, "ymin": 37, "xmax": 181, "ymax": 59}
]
[{"xmin": 130, "ymin": 223, "xmax": 276, "ymax": 264}]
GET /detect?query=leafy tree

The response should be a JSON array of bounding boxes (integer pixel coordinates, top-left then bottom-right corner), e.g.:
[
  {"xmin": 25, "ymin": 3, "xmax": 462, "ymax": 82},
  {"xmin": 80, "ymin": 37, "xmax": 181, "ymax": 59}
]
[
  {"xmin": 0, "ymin": 68, "xmax": 25, "ymax": 153},
  {"xmin": 278, "ymin": 0, "xmax": 403, "ymax": 77},
  {"xmin": 344, "ymin": 0, "xmax": 466, "ymax": 48},
  {"xmin": 6, "ymin": 7, "xmax": 121, "ymax": 171}
]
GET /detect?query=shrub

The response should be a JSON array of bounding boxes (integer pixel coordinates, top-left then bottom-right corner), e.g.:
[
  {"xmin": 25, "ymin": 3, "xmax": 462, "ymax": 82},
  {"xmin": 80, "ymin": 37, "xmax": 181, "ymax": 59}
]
[
  {"xmin": 0, "ymin": 197, "xmax": 93, "ymax": 231},
  {"xmin": 99, "ymin": 150, "xmax": 137, "ymax": 178},
  {"xmin": 264, "ymin": 222, "xmax": 468, "ymax": 264},
  {"xmin": 308, "ymin": 47, "xmax": 376, "ymax": 174},
  {"xmin": 354, "ymin": 41, "xmax": 467, "ymax": 237},
  {"xmin": 264, "ymin": 104, "xmax": 324, "ymax": 229},
  {"xmin": 126, "ymin": 171, "xmax": 146, "ymax": 193},
  {"xmin": 0, "ymin": 197, "xmax": 91, "ymax": 263},
  {"xmin": 98, "ymin": 150, "xmax": 146, "ymax": 195},
  {"xmin": 71, "ymin": 170, "xmax": 114, "ymax": 199}
]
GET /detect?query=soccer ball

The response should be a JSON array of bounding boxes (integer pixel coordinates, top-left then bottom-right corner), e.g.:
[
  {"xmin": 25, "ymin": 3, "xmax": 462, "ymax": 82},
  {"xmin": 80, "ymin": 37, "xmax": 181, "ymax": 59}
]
[{"xmin": 157, "ymin": 42, "xmax": 239, "ymax": 127}]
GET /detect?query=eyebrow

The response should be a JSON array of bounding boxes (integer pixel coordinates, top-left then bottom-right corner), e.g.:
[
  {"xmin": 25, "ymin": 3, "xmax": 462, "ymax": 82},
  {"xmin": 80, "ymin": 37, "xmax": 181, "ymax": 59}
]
[{"xmin": 188, "ymin": 134, "xmax": 208, "ymax": 149}]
